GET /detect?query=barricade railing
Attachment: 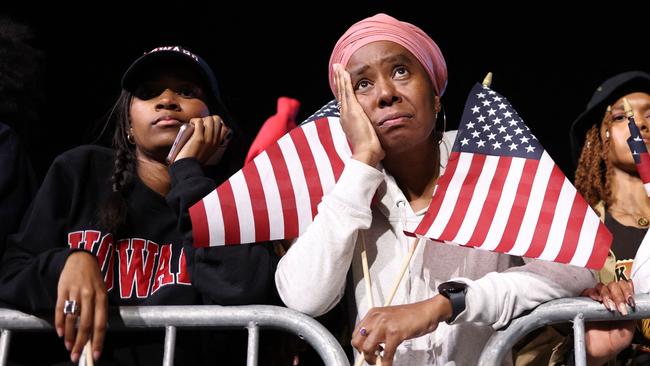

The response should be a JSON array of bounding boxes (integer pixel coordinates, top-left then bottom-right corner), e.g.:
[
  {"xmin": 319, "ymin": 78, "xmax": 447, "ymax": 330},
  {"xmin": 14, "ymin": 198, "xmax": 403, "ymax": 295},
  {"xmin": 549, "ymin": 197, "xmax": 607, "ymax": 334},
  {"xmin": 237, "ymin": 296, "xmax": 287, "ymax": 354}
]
[
  {"xmin": 478, "ymin": 293, "xmax": 650, "ymax": 366},
  {"xmin": 0, "ymin": 304, "xmax": 350, "ymax": 366}
]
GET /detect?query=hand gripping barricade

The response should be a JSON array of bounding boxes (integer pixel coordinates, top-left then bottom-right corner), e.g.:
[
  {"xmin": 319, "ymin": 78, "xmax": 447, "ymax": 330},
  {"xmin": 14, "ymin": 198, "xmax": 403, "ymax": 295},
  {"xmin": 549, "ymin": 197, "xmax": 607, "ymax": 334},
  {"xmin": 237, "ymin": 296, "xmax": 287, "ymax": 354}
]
[
  {"xmin": 478, "ymin": 294, "xmax": 650, "ymax": 366},
  {"xmin": 5, "ymin": 295, "xmax": 647, "ymax": 366},
  {"xmin": 0, "ymin": 304, "xmax": 350, "ymax": 366}
]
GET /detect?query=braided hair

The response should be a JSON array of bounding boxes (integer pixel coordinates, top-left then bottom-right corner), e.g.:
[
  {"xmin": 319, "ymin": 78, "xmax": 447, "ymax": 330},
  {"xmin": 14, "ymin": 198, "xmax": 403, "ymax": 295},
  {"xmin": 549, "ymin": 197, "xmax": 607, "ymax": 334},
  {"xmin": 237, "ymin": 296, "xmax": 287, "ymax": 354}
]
[
  {"xmin": 574, "ymin": 112, "xmax": 614, "ymax": 211},
  {"xmin": 99, "ymin": 90, "xmax": 136, "ymax": 233}
]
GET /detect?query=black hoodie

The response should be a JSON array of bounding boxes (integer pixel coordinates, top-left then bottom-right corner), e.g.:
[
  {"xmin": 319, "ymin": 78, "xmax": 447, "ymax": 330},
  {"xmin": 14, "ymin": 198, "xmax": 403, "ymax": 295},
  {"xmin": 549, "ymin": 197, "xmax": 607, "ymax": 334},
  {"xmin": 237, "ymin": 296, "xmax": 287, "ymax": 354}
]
[{"xmin": 0, "ymin": 145, "xmax": 279, "ymax": 365}]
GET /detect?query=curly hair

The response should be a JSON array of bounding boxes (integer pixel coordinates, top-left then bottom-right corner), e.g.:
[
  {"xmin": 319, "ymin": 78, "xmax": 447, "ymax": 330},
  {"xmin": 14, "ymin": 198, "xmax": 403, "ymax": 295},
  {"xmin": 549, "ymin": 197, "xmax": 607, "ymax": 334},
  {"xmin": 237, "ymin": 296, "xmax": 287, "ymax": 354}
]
[{"xmin": 574, "ymin": 113, "xmax": 614, "ymax": 211}]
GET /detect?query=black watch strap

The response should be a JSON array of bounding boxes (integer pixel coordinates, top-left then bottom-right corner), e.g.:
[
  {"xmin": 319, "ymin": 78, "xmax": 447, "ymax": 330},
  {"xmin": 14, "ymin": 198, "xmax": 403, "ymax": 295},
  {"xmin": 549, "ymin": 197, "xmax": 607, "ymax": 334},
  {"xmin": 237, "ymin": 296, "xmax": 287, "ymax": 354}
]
[{"xmin": 437, "ymin": 281, "xmax": 468, "ymax": 323}]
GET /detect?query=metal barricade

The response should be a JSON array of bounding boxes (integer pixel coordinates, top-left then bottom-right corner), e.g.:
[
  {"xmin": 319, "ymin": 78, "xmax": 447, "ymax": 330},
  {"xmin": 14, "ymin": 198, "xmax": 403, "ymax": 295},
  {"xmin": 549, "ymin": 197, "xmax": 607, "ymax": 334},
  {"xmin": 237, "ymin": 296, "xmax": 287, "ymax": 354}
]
[
  {"xmin": 478, "ymin": 293, "xmax": 650, "ymax": 366},
  {"xmin": 0, "ymin": 305, "xmax": 350, "ymax": 366}
]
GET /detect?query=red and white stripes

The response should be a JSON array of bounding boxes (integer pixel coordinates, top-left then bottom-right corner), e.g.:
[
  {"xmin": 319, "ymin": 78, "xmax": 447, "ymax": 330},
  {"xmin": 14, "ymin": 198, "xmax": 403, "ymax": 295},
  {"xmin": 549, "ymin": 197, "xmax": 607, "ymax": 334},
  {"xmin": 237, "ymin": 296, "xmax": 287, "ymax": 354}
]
[
  {"xmin": 190, "ymin": 117, "xmax": 350, "ymax": 247},
  {"xmin": 414, "ymin": 151, "xmax": 611, "ymax": 269}
]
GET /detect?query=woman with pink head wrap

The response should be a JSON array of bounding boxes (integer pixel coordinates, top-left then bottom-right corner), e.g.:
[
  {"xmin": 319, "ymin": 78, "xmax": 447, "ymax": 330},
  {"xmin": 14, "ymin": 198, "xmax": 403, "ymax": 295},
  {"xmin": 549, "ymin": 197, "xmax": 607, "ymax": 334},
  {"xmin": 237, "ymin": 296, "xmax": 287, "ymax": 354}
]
[
  {"xmin": 328, "ymin": 13, "xmax": 448, "ymax": 99},
  {"xmin": 275, "ymin": 13, "xmax": 594, "ymax": 366}
]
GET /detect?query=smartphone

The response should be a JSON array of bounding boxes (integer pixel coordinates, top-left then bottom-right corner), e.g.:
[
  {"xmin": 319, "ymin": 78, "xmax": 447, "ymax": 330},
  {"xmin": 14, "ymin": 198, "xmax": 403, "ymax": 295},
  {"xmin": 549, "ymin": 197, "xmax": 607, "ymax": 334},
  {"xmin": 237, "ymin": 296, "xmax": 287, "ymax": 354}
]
[
  {"xmin": 166, "ymin": 124, "xmax": 194, "ymax": 165},
  {"xmin": 166, "ymin": 123, "xmax": 228, "ymax": 166}
]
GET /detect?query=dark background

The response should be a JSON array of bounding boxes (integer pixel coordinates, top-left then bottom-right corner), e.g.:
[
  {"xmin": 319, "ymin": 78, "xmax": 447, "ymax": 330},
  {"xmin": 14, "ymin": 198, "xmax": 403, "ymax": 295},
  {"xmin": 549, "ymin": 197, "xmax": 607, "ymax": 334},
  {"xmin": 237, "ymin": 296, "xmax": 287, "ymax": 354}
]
[{"xmin": 4, "ymin": 2, "xmax": 650, "ymax": 181}]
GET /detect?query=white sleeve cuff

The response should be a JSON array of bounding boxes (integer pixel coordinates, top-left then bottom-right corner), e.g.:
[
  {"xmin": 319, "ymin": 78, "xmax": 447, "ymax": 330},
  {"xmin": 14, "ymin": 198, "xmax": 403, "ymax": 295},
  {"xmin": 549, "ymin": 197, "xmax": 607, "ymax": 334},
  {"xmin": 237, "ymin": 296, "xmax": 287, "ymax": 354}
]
[{"xmin": 328, "ymin": 159, "xmax": 384, "ymax": 211}]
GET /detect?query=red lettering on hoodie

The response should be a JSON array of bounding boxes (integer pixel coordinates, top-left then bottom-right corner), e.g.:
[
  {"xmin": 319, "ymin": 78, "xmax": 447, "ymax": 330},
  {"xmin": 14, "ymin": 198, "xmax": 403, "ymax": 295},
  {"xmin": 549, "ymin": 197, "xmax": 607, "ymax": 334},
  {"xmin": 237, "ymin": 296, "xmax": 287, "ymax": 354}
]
[
  {"xmin": 151, "ymin": 244, "xmax": 174, "ymax": 294},
  {"xmin": 176, "ymin": 247, "xmax": 191, "ymax": 285},
  {"xmin": 67, "ymin": 231, "xmax": 83, "ymax": 249},
  {"xmin": 117, "ymin": 239, "xmax": 159, "ymax": 299}
]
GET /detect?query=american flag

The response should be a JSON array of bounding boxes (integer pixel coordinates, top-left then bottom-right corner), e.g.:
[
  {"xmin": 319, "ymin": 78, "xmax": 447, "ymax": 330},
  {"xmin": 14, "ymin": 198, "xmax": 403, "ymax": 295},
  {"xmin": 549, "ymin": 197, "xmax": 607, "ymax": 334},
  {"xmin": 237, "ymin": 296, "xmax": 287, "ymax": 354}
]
[
  {"xmin": 412, "ymin": 83, "xmax": 612, "ymax": 269},
  {"xmin": 627, "ymin": 107, "xmax": 650, "ymax": 292},
  {"xmin": 627, "ymin": 118, "xmax": 650, "ymax": 196},
  {"xmin": 189, "ymin": 100, "xmax": 348, "ymax": 246}
]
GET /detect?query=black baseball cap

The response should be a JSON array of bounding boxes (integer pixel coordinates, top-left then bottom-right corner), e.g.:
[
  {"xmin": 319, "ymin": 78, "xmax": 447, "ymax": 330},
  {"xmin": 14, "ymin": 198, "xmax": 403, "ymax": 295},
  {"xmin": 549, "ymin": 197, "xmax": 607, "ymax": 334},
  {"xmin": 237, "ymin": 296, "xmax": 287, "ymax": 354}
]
[
  {"xmin": 121, "ymin": 46, "xmax": 221, "ymax": 109},
  {"xmin": 569, "ymin": 71, "xmax": 650, "ymax": 165}
]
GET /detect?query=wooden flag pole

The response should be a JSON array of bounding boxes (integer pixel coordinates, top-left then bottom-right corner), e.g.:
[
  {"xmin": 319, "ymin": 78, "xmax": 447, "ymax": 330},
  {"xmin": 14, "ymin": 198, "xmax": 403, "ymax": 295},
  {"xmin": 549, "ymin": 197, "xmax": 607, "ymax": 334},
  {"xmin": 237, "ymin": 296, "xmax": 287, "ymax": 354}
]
[
  {"xmin": 482, "ymin": 72, "xmax": 493, "ymax": 88},
  {"xmin": 360, "ymin": 232, "xmax": 375, "ymax": 308},
  {"xmin": 355, "ymin": 232, "xmax": 383, "ymax": 366},
  {"xmin": 383, "ymin": 237, "xmax": 421, "ymax": 307},
  {"xmin": 354, "ymin": 236, "xmax": 421, "ymax": 366},
  {"xmin": 623, "ymin": 97, "xmax": 633, "ymax": 118},
  {"xmin": 80, "ymin": 339, "xmax": 94, "ymax": 366}
]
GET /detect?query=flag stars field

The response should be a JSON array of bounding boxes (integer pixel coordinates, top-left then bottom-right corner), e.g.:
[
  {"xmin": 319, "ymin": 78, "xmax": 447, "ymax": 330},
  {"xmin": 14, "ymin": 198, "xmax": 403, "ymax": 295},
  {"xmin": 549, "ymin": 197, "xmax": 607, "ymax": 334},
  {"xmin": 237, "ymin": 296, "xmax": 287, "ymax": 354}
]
[{"xmin": 412, "ymin": 83, "xmax": 612, "ymax": 270}]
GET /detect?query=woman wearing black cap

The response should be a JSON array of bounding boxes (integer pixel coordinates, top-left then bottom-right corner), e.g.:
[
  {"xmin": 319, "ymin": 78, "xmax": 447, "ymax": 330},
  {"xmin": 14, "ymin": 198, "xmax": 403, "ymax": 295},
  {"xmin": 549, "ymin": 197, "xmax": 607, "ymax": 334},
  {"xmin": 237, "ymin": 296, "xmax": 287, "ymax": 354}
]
[
  {"xmin": 0, "ymin": 46, "xmax": 279, "ymax": 365},
  {"xmin": 569, "ymin": 71, "xmax": 650, "ymax": 365}
]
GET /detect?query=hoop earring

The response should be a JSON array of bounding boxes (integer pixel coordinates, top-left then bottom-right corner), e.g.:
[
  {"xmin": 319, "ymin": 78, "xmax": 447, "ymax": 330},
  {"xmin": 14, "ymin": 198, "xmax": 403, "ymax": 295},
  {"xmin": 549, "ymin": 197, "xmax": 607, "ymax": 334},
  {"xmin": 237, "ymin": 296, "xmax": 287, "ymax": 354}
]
[{"xmin": 127, "ymin": 130, "xmax": 135, "ymax": 145}]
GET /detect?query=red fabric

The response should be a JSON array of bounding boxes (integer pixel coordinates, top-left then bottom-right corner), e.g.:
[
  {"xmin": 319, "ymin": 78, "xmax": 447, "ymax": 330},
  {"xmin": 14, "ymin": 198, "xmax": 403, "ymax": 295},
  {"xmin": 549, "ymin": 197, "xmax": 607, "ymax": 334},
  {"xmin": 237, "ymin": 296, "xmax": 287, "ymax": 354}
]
[{"xmin": 245, "ymin": 97, "xmax": 300, "ymax": 164}]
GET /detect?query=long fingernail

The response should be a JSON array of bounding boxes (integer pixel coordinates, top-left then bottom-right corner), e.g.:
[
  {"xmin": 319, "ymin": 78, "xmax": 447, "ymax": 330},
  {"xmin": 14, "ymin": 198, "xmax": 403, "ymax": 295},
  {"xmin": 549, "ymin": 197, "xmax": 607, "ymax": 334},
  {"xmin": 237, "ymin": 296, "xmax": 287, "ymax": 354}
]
[
  {"xmin": 56, "ymin": 327, "xmax": 63, "ymax": 337},
  {"xmin": 606, "ymin": 299, "xmax": 616, "ymax": 312},
  {"xmin": 617, "ymin": 302, "xmax": 629, "ymax": 316},
  {"xmin": 94, "ymin": 351, "xmax": 101, "ymax": 361},
  {"xmin": 628, "ymin": 296, "xmax": 637, "ymax": 309},
  {"xmin": 65, "ymin": 341, "xmax": 72, "ymax": 351},
  {"xmin": 70, "ymin": 352, "xmax": 79, "ymax": 363}
]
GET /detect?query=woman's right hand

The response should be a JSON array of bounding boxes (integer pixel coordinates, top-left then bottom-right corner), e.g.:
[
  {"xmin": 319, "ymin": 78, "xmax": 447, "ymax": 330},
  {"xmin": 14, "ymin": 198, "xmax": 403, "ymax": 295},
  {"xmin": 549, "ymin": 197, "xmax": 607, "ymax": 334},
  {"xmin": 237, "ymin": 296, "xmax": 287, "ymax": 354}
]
[
  {"xmin": 350, "ymin": 296, "xmax": 449, "ymax": 366},
  {"xmin": 55, "ymin": 251, "xmax": 107, "ymax": 363},
  {"xmin": 581, "ymin": 280, "xmax": 635, "ymax": 315},
  {"xmin": 174, "ymin": 115, "xmax": 231, "ymax": 165},
  {"xmin": 333, "ymin": 63, "xmax": 385, "ymax": 167}
]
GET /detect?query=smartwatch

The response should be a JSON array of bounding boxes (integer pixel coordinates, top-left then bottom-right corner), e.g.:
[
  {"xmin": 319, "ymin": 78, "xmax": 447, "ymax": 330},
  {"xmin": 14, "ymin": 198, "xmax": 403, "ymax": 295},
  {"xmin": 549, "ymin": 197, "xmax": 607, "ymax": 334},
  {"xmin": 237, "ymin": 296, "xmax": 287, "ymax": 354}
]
[{"xmin": 437, "ymin": 281, "xmax": 468, "ymax": 323}]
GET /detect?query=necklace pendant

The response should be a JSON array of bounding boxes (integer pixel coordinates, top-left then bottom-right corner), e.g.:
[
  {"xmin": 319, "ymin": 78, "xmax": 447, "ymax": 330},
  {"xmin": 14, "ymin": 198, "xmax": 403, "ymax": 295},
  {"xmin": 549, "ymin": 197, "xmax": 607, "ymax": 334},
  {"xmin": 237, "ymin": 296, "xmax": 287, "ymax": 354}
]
[{"xmin": 639, "ymin": 217, "xmax": 649, "ymax": 227}]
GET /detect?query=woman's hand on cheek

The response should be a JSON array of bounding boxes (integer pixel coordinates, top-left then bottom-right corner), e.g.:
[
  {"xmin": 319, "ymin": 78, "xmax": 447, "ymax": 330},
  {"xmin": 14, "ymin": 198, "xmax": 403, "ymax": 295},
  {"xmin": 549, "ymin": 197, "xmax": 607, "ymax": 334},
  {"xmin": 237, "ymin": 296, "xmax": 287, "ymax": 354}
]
[
  {"xmin": 174, "ymin": 115, "xmax": 231, "ymax": 165},
  {"xmin": 333, "ymin": 63, "xmax": 385, "ymax": 167}
]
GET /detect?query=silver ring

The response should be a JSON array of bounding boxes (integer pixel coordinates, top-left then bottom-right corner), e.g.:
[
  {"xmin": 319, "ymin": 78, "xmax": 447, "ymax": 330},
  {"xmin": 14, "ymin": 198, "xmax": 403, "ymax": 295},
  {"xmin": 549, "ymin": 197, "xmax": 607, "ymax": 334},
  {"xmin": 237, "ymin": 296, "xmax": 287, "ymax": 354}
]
[
  {"xmin": 336, "ymin": 102, "xmax": 342, "ymax": 110},
  {"xmin": 63, "ymin": 300, "xmax": 80, "ymax": 316}
]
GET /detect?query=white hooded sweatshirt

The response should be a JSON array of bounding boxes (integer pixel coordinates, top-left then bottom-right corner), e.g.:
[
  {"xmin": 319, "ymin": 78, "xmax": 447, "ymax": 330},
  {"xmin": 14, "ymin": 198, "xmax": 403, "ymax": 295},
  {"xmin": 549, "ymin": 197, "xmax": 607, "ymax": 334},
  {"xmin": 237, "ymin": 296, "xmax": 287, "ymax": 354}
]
[{"xmin": 276, "ymin": 131, "xmax": 596, "ymax": 365}]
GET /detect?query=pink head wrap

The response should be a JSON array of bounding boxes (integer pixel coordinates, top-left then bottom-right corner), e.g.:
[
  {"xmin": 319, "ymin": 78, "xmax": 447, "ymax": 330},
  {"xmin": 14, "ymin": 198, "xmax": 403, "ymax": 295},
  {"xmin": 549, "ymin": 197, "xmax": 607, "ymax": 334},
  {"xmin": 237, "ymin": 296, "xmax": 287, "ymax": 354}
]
[{"xmin": 328, "ymin": 13, "xmax": 447, "ymax": 97}]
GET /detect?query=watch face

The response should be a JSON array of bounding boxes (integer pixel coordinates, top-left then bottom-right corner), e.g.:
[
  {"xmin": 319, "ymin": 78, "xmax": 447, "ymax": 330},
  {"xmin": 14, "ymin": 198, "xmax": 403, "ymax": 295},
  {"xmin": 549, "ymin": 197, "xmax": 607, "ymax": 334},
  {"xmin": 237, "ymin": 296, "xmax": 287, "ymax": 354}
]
[
  {"xmin": 438, "ymin": 281, "xmax": 468, "ymax": 294},
  {"xmin": 437, "ymin": 281, "xmax": 468, "ymax": 323}
]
